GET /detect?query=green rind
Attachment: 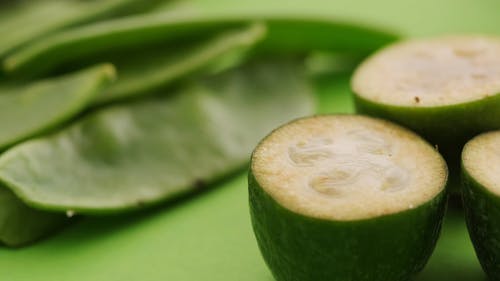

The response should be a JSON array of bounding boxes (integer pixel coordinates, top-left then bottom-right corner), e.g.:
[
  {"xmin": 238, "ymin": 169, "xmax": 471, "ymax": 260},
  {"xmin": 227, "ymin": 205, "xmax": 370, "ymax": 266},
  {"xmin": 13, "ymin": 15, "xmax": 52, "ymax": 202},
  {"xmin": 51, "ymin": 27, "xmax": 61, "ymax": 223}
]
[
  {"xmin": 249, "ymin": 113, "xmax": 449, "ymax": 281},
  {"xmin": 353, "ymin": 92, "xmax": 500, "ymax": 192},
  {"xmin": 352, "ymin": 93, "xmax": 500, "ymax": 148},
  {"xmin": 0, "ymin": 185, "xmax": 67, "ymax": 247},
  {"xmin": 0, "ymin": 59, "xmax": 315, "ymax": 214},
  {"xmin": 462, "ymin": 161, "xmax": 500, "ymax": 280},
  {"xmin": 0, "ymin": 64, "xmax": 115, "ymax": 150},
  {"xmin": 3, "ymin": 11, "xmax": 398, "ymax": 77},
  {"xmin": 249, "ymin": 171, "xmax": 446, "ymax": 281},
  {"xmin": 94, "ymin": 23, "xmax": 266, "ymax": 105}
]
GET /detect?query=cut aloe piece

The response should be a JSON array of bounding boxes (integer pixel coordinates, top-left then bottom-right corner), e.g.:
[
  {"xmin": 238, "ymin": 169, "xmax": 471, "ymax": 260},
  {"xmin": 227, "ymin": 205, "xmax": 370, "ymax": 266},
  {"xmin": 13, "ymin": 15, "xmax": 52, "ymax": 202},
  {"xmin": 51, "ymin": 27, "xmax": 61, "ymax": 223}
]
[
  {"xmin": 0, "ymin": 59, "xmax": 314, "ymax": 214},
  {"xmin": 3, "ymin": 10, "xmax": 398, "ymax": 77},
  {"xmin": 94, "ymin": 23, "xmax": 266, "ymax": 105},
  {"xmin": 0, "ymin": 185, "xmax": 67, "ymax": 247},
  {"xmin": 249, "ymin": 115, "xmax": 447, "ymax": 281},
  {"xmin": 0, "ymin": 0, "xmax": 157, "ymax": 58},
  {"xmin": 352, "ymin": 35, "xmax": 500, "ymax": 187},
  {"xmin": 352, "ymin": 35, "xmax": 500, "ymax": 143},
  {"xmin": 462, "ymin": 130, "xmax": 500, "ymax": 280},
  {"xmin": 0, "ymin": 64, "xmax": 115, "ymax": 151}
]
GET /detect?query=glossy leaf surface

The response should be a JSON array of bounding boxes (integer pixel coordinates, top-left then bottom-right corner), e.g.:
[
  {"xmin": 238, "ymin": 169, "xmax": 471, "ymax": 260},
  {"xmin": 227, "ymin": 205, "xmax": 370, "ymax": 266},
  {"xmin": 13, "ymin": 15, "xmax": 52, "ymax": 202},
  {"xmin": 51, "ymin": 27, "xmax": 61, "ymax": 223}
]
[
  {"xmin": 94, "ymin": 23, "xmax": 266, "ymax": 105},
  {"xmin": 0, "ymin": 0, "xmax": 156, "ymax": 58},
  {"xmin": 0, "ymin": 64, "xmax": 115, "ymax": 150},
  {"xmin": 0, "ymin": 59, "xmax": 315, "ymax": 213},
  {"xmin": 3, "ymin": 11, "xmax": 398, "ymax": 77}
]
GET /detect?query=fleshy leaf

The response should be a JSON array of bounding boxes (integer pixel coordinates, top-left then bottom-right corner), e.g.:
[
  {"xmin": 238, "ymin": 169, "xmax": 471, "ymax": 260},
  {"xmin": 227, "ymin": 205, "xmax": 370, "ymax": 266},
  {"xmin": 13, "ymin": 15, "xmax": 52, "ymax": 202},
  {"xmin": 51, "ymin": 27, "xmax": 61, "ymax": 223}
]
[
  {"xmin": 3, "ymin": 10, "xmax": 398, "ymax": 77},
  {"xmin": 0, "ymin": 59, "xmax": 315, "ymax": 214},
  {"xmin": 0, "ymin": 185, "xmax": 67, "ymax": 247},
  {"xmin": 0, "ymin": 0, "xmax": 161, "ymax": 58},
  {"xmin": 0, "ymin": 64, "xmax": 115, "ymax": 150}
]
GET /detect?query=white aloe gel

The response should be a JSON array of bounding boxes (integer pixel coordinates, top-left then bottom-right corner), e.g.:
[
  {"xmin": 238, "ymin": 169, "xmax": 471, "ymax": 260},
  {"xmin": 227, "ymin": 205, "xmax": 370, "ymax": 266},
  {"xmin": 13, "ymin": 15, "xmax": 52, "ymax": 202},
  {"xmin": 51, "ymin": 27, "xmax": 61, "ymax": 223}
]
[
  {"xmin": 251, "ymin": 115, "xmax": 447, "ymax": 221},
  {"xmin": 462, "ymin": 131, "xmax": 500, "ymax": 194},
  {"xmin": 352, "ymin": 36, "xmax": 500, "ymax": 107}
]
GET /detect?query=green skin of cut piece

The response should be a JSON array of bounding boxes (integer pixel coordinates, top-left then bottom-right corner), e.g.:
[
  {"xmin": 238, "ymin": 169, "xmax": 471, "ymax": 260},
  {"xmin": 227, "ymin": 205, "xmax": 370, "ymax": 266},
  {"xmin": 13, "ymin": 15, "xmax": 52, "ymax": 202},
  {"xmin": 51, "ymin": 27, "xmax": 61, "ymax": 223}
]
[
  {"xmin": 353, "ymin": 93, "xmax": 500, "ymax": 193},
  {"xmin": 462, "ymin": 165, "xmax": 500, "ymax": 281},
  {"xmin": 249, "ymin": 172, "xmax": 447, "ymax": 281},
  {"xmin": 3, "ymin": 11, "xmax": 398, "ymax": 78}
]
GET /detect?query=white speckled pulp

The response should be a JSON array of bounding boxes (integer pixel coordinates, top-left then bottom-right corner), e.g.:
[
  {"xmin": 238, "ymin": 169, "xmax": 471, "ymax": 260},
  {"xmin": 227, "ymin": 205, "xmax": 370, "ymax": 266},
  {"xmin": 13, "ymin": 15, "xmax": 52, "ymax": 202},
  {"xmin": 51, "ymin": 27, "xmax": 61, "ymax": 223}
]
[
  {"xmin": 251, "ymin": 115, "xmax": 447, "ymax": 221},
  {"xmin": 352, "ymin": 36, "xmax": 500, "ymax": 106},
  {"xmin": 463, "ymin": 131, "xmax": 500, "ymax": 195}
]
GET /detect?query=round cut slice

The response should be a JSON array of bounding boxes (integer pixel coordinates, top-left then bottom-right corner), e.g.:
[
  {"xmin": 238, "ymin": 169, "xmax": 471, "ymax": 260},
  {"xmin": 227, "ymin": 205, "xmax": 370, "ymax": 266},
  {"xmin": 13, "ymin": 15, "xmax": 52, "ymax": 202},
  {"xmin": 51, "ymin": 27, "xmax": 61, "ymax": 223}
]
[
  {"xmin": 251, "ymin": 114, "xmax": 447, "ymax": 221},
  {"xmin": 249, "ymin": 115, "xmax": 447, "ymax": 281},
  {"xmin": 462, "ymin": 131, "xmax": 500, "ymax": 194},
  {"xmin": 352, "ymin": 36, "xmax": 500, "ymax": 107},
  {"xmin": 351, "ymin": 35, "xmax": 500, "ymax": 195},
  {"xmin": 462, "ymin": 131, "xmax": 500, "ymax": 280}
]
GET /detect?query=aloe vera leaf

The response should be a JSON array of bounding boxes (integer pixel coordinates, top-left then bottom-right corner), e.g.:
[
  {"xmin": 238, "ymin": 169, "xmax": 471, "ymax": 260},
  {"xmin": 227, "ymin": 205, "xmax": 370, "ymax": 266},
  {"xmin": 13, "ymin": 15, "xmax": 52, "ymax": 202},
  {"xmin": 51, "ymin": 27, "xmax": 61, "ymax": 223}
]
[
  {"xmin": 252, "ymin": 13, "xmax": 398, "ymax": 53},
  {"xmin": 2, "ymin": 13, "xmax": 242, "ymax": 78},
  {"xmin": 0, "ymin": 59, "xmax": 315, "ymax": 214},
  {"xmin": 0, "ymin": 0, "xmax": 160, "ymax": 58},
  {"xmin": 94, "ymin": 23, "xmax": 266, "ymax": 105},
  {"xmin": 0, "ymin": 64, "xmax": 115, "ymax": 151},
  {"xmin": 3, "ymin": 11, "xmax": 398, "ymax": 77},
  {"xmin": 0, "ymin": 185, "xmax": 67, "ymax": 247}
]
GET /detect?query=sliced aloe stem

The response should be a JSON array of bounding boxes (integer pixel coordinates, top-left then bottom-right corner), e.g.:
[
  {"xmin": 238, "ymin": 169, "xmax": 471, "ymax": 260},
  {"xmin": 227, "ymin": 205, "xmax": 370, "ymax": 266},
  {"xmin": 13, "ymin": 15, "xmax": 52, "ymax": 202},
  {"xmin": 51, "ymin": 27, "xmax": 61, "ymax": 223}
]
[
  {"xmin": 249, "ymin": 115, "xmax": 447, "ymax": 281},
  {"xmin": 0, "ymin": 64, "xmax": 115, "ymax": 151},
  {"xmin": 3, "ymin": 11, "xmax": 398, "ymax": 78},
  {"xmin": 93, "ymin": 23, "xmax": 266, "ymax": 105},
  {"xmin": 462, "ymin": 130, "xmax": 500, "ymax": 280},
  {"xmin": 0, "ymin": 185, "xmax": 68, "ymax": 247},
  {"xmin": 352, "ymin": 35, "xmax": 500, "ymax": 189},
  {"xmin": 0, "ymin": 59, "xmax": 314, "ymax": 214}
]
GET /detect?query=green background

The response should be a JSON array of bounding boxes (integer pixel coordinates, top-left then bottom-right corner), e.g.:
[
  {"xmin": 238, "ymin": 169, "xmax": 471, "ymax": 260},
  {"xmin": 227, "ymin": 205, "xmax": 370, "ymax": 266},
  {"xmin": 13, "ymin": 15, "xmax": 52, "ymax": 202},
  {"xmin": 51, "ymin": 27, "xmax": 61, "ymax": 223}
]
[{"xmin": 1, "ymin": 0, "xmax": 499, "ymax": 280}]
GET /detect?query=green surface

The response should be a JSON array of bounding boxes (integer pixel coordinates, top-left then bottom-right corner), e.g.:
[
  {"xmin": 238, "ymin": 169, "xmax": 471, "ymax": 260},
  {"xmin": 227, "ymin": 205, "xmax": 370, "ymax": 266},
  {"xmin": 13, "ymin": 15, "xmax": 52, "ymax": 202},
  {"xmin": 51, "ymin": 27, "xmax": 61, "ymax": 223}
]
[{"xmin": 0, "ymin": 0, "xmax": 498, "ymax": 280}]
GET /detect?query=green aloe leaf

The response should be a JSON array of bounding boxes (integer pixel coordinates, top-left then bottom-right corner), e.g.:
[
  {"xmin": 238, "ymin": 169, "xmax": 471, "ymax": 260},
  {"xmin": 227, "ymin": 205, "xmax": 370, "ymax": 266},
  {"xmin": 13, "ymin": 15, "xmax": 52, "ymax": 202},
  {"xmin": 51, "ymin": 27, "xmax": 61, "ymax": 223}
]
[
  {"xmin": 94, "ymin": 23, "xmax": 266, "ymax": 105},
  {"xmin": 0, "ymin": 64, "xmax": 115, "ymax": 151},
  {"xmin": 0, "ymin": 0, "xmax": 161, "ymax": 58},
  {"xmin": 0, "ymin": 185, "xmax": 67, "ymax": 247},
  {"xmin": 3, "ymin": 10, "xmax": 398, "ymax": 78},
  {"xmin": 0, "ymin": 59, "xmax": 315, "ymax": 214}
]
